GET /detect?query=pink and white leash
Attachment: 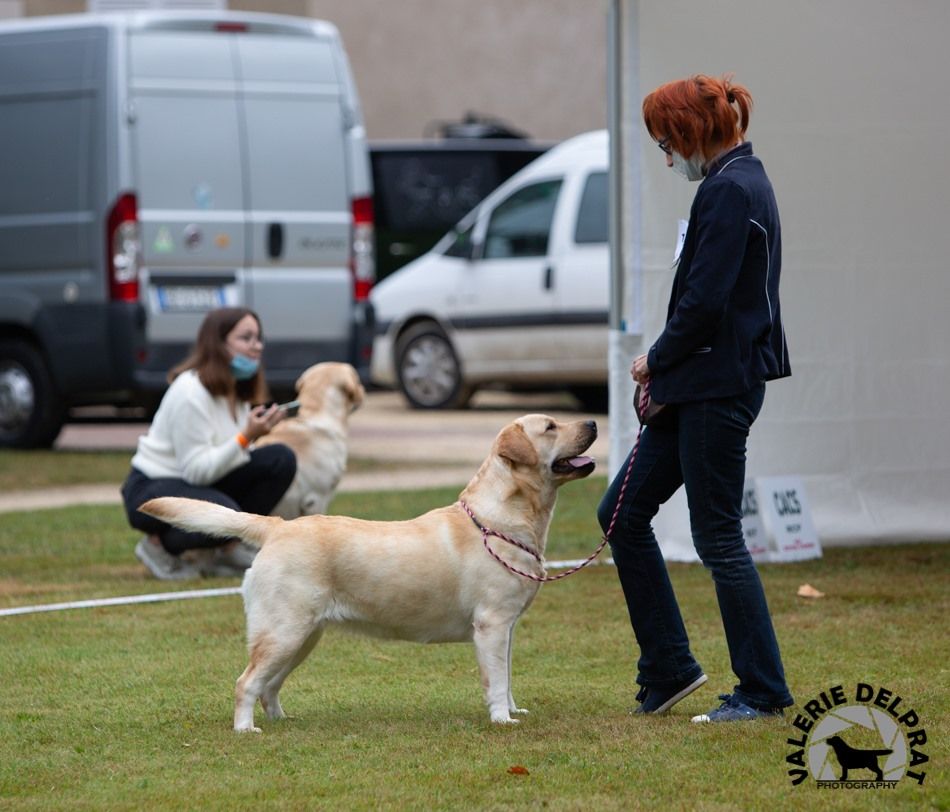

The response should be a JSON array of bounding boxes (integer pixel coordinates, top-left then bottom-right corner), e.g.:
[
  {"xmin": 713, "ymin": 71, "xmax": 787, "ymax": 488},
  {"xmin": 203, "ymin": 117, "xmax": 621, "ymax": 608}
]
[{"xmin": 460, "ymin": 383, "xmax": 651, "ymax": 583}]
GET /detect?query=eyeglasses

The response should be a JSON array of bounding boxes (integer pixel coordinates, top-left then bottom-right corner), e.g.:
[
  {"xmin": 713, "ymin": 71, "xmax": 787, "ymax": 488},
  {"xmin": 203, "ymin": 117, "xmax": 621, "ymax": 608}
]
[
  {"xmin": 230, "ymin": 332, "xmax": 263, "ymax": 346},
  {"xmin": 657, "ymin": 136, "xmax": 673, "ymax": 156}
]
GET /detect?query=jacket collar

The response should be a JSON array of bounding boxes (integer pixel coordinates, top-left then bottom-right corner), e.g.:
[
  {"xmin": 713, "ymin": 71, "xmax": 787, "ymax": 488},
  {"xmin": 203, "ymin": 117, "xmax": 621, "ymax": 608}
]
[{"xmin": 705, "ymin": 141, "xmax": 754, "ymax": 177}]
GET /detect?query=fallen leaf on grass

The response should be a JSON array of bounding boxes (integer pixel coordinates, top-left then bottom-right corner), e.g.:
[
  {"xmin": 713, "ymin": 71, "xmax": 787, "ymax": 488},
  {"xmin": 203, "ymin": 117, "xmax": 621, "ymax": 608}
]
[
  {"xmin": 507, "ymin": 765, "xmax": 530, "ymax": 776},
  {"xmin": 797, "ymin": 583, "xmax": 825, "ymax": 599}
]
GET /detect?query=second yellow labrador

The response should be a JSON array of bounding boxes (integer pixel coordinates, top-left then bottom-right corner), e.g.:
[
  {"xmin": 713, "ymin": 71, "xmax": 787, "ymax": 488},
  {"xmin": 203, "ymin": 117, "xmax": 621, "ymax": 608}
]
[
  {"xmin": 140, "ymin": 414, "xmax": 596, "ymax": 732},
  {"xmin": 256, "ymin": 362, "xmax": 364, "ymax": 518}
]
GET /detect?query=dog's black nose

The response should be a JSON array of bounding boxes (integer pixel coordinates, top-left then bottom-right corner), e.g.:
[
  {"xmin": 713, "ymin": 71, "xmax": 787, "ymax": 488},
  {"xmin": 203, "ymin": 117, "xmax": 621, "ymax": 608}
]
[{"xmin": 585, "ymin": 420, "xmax": 597, "ymax": 437}]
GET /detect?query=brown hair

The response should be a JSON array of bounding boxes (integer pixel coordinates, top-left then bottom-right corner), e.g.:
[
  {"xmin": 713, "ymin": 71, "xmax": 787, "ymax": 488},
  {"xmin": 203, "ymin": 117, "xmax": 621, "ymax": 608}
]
[
  {"xmin": 168, "ymin": 307, "xmax": 268, "ymax": 404},
  {"xmin": 642, "ymin": 74, "xmax": 753, "ymax": 161}
]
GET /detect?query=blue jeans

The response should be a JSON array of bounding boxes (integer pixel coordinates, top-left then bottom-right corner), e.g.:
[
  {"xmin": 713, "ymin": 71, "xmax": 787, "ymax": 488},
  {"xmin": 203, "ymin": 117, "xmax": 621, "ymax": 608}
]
[{"xmin": 597, "ymin": 384, "xmax": 793, "ymax": 710}]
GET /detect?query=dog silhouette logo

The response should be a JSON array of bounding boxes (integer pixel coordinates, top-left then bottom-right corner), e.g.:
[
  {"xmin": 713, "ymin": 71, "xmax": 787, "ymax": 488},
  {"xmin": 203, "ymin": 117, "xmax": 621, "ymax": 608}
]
[
  {"xmin": 786, "ymin": 683, "xmax": 930, "ymax": 789},
  {"xmin": 807, "ymin": 705, "xmax": 907, "ymax": 785},
  {"xmin": 823, "ymin": 735, "xmax": 892, "ymax": 781}
]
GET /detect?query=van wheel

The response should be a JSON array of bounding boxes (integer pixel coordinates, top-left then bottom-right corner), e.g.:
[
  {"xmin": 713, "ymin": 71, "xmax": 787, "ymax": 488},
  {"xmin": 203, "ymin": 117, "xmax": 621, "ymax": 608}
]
[
  {"xmin": 0, "ymin": 340, "xmax": 66, "ymax": 448},
  {"xmin": 395, "ymin": 323, "xmax": 473, "ymax": 409}
]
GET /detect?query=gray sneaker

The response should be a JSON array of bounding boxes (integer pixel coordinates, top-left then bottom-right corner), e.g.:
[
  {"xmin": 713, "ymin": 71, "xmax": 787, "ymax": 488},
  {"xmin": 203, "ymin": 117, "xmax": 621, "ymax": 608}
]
[
  {"xmin": 135, "ymin": 536, "xmax": 201, "ymax": 581},
  {"xmin": 220, "ymin": 540, "xmax": 259, "ymax": 569},
  {"xmin": 195, "ymin": 541, "xmax": 259, "ymax": 577}
]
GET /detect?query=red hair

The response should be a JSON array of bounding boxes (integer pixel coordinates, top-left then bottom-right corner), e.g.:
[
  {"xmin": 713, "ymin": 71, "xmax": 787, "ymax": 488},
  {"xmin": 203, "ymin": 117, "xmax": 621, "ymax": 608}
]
[{"xmin": 642, "ymin": 74, "xmax": 752, "ymax": 160}]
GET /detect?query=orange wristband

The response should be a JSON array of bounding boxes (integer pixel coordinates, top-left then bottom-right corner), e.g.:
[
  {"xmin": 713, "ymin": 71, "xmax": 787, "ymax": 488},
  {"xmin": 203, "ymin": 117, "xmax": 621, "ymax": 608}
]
[{"xmin": 236, "ymin": 432, "xmax": 250, "ymax": 449}]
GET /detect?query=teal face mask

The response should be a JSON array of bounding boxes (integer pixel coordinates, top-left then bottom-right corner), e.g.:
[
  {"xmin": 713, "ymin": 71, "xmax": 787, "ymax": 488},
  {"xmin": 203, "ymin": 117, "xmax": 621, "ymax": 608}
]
[{"xmin": 230, "ymin": 354, "xmax": 259, "ymax": 381}]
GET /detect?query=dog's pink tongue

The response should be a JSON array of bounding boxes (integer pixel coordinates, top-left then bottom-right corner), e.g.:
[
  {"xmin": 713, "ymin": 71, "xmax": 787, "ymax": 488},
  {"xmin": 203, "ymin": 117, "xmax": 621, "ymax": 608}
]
[{"xmin": 568, "ymin": 456, "xmax": 595, "ymax": 468}]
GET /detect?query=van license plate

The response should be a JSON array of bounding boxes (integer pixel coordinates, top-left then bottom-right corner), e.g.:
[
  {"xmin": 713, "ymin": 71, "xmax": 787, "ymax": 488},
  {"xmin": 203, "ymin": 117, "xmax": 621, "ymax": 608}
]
[{"xmin": 157, "ymin": 286, "xmax": 225, "ymax": 312}]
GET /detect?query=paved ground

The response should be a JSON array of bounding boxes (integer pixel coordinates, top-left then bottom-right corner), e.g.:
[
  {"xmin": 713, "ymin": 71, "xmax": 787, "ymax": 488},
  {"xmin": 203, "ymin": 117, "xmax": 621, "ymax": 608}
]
[{"xmin": 2, "ymin": 390, "xmax": 610, "ymax": 512}]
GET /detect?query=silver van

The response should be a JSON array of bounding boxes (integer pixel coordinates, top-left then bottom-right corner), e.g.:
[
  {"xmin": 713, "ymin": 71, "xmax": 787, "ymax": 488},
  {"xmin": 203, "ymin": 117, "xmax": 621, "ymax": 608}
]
[{"xmin": 0, "ymin": 11, "xmax": 373, "ymax": 447}]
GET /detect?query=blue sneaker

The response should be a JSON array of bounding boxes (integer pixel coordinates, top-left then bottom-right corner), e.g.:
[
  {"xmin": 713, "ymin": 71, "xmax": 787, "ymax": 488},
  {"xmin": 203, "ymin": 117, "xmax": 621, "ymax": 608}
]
[
  {"xmin": 691, "ymin": 694, "xmax": 784, "ymax": 723},
  {"xmin": 633, "ymin": 673, "xmax": 708, "ymax": 714}
]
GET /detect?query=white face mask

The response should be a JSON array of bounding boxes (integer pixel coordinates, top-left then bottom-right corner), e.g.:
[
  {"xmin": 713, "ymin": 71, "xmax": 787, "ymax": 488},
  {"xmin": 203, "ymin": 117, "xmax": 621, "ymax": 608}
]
[{"xmin": 671, "ymin": 151, "xmax": 705, "ymax": 182}]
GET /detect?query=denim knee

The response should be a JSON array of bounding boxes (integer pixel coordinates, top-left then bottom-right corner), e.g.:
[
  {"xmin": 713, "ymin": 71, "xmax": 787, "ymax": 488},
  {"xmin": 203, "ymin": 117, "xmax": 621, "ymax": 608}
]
[
  {"xmin": 597, "ymin": 491, "xmax": 617, "ymax": 534},
  {"xmin": 693, "ymin": 532, "xmax": 757, "ymax": 580}
]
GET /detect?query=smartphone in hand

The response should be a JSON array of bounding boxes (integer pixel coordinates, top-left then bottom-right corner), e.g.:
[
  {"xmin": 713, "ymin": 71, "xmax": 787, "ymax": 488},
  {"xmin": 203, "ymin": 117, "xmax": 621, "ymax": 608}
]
[{"xmin": 277, "ymin": 399, "xmax": 300, "ymax": 418}]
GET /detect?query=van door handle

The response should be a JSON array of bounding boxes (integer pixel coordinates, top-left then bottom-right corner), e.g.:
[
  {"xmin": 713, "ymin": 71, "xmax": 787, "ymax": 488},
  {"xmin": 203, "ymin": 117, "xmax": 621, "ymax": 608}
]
[
  {"xmin": 543, "ymin": 265, "xmax": 554, "ymax": 290},
  {"xmin": 267, "ymin": 223, "xmax": 284, "ymax": 259}
]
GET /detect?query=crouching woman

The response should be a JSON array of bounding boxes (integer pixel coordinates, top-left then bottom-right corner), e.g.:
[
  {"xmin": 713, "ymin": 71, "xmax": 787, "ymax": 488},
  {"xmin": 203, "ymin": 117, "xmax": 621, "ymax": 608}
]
[{"xmin": 121, "ymin": 307, "xmax": 296, "ymax": 579}]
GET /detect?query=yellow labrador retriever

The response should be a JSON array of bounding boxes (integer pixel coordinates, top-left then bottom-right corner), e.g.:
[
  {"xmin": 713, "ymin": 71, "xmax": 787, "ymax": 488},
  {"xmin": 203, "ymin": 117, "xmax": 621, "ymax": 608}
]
[
  {"xmin": 140, "ymin": 414, "xmax": 596, "ymax": 732},
  {"xmin": 256, "ymin": 362, "xmax": 364, "ymax": 518}
]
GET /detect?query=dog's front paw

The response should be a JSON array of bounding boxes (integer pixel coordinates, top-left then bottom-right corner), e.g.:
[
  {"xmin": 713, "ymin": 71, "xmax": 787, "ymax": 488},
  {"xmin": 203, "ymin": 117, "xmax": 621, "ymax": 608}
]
[
  {"xmin": 490, "ymin": 712, "xmax": 520, "ymax": 725},
  {"xmin": 510, "ymin": 706, "xmax": 530, "ymax": 715},
  {"xmin": 234, "ymin": 724, "xmax": 262, "ymax": 734}
]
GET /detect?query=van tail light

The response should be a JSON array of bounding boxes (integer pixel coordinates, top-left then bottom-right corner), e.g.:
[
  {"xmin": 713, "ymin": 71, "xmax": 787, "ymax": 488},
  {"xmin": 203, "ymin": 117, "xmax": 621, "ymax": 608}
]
[
  {"xmin": 350, "ymin": 195, "xmax": 375, "ymax": 302},
  {"xmin": 107, "ymin": 192, "xmax": 141, "ymax": 302}
]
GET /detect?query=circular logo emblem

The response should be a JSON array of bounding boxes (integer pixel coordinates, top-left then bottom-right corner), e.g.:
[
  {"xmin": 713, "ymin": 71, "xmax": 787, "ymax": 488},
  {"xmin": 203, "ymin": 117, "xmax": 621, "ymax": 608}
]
[
  {"xmin": 808, "ymin": 705, "xmax": 907, "ymax": 782},
  {"xmin": 786, "ymin": 683, "xmax": 929, "ymax": 790}
]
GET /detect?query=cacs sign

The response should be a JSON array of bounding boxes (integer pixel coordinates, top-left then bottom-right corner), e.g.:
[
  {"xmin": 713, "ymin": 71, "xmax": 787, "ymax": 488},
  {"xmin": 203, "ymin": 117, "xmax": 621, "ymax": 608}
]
[{"xmin": 741, "ymin": 476, "xmax": 821, "ymax": 562}]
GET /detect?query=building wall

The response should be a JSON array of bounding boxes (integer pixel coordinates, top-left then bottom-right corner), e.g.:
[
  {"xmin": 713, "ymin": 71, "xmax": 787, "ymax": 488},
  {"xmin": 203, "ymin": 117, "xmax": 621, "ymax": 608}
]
[{"xmin": 14, "ymin": 0, "xmax": 608, "ymax": 141}]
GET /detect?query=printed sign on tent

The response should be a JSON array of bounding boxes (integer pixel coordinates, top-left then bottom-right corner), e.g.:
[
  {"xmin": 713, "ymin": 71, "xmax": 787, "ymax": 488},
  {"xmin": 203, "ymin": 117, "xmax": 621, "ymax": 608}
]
[
  {"xmin": 742, "ymin": 476, "xmax": 822, "ymax": 562},
  {"xmin": 741, "ymin": 483, "xmax": 770, "ymax": 562}
]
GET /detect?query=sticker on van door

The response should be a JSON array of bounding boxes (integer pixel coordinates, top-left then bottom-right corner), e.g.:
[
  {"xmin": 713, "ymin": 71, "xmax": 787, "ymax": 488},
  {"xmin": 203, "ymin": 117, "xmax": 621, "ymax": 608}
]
[{"xmin": 153, "ymin": 226, "xmax": 174, "ymax": 253}]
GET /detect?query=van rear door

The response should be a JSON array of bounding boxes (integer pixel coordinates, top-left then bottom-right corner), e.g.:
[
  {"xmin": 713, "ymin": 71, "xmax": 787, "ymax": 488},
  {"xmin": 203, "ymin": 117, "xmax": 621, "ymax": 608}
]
[
  {"xmin": 129, "ymin": 26, "xmax": 247, "ymax": 377},
  {"xmin": 235, "ymin": 32, "xmax": 353, "ymax": 382}
]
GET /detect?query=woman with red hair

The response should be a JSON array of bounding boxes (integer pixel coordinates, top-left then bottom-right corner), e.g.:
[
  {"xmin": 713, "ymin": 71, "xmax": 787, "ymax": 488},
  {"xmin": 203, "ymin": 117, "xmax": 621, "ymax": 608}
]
[{"xmin": 599, "ymin": 75, "xmax": 794, "ymax": 722}]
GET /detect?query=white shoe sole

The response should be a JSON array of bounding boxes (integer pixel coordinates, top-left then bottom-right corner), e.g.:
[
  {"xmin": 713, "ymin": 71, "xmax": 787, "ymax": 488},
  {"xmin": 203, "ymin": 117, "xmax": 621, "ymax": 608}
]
[{"xmin": 652, "ymin": 673, "xmax": 709, "ymax": 714}]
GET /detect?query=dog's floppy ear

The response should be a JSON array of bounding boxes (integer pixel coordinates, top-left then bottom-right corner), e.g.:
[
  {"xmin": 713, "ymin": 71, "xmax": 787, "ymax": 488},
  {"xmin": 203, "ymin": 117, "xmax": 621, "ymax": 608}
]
[
  {"xmin": 496, "ymin": 423, "xmax": 539, "ymax": 467},
  {"xmin": 345, "ymin": 367, "xmax": 365, "ymax": 408}
]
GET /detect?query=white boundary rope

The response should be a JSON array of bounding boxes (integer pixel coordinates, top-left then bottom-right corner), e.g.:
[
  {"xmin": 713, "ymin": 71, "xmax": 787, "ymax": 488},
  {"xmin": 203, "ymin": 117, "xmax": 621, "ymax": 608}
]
[
  {"xmin": 0, "ymin": 586, "xmax": 241, "ymax": 617},
  {"xmin": 0, "ymin": 558, "xmax": 616, "ymax": 618}
]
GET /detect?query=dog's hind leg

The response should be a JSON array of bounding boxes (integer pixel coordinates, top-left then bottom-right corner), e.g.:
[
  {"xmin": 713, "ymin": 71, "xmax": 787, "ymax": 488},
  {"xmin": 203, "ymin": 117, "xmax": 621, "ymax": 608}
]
[
  {"xmin": 260, "ymin": 626, "xmax": 325, "ymax": 721},
  {"xmin": 505, "ymin": 622, "xmax": 528, "ymax": 716},
  {"xmin": 235, "ymin": 627, "xmax": 314, "ymax": 733},
  {"xmin": 473, "ymin": 615, "xmax": 517, "ymax": 724}
]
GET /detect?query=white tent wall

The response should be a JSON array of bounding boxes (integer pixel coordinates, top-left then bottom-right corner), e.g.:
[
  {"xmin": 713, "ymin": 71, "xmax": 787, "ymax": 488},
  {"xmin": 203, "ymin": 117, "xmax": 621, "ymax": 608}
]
[{"xmin": 611, "ymin": 0, "xmax": 950, "ymax": 560}]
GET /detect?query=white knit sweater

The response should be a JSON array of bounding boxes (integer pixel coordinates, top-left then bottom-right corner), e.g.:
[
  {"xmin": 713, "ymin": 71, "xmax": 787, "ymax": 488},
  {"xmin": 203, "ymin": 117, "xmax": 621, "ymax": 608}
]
[{"xmin": 131, "ymin": 369, "xmax": 252, "ymax": 486}]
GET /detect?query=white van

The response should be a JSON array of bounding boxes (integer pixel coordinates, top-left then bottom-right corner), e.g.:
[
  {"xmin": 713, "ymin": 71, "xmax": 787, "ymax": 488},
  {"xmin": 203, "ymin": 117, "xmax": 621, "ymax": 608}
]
[
  {"xmin": 370, "ymin": 130, "xmax": 608, "ymax": 409},
  {"xmin": 0, "ymin": 11, "xmax": 373, "ymax": 447}
]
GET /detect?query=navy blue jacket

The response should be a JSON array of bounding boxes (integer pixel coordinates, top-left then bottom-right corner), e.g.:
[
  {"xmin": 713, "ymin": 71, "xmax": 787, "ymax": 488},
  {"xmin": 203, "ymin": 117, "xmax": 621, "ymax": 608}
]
[{"xmin": 646, "ymin": 142, "xmax": 790, "ymax": 404}]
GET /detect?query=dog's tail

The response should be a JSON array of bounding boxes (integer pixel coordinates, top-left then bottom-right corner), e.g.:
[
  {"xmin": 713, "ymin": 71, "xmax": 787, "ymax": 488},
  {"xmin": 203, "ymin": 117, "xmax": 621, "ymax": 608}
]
[{"xmin": 139, "ymin": 497, "xmax": 281, "ymax": 547}]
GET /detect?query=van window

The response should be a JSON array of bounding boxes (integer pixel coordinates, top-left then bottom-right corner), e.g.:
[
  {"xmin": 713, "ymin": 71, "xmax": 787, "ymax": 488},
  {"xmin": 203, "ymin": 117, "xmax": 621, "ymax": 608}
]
[
  {"xmin": 574, "ymin": 171, "xmax": 608, "ymax": 244},
  {"xmin": 483, "ymin": 180, "xmax": 562, "ymax": 259},
  {"xmin": 443, "ymin": 222, "xmax": 475, "ymax": 259}
]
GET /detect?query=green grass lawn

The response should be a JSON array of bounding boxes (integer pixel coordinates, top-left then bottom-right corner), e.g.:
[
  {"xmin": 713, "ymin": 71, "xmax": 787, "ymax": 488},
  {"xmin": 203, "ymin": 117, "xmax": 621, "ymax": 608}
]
[{"xmin": 0, "ymin": 479, "xmax": 947, "ymax": 810}]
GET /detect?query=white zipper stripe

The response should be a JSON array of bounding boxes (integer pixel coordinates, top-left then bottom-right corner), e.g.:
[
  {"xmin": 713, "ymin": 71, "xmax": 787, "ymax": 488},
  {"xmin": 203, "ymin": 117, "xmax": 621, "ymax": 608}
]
[
  {"xmin": 749, "ymin": 218, "xmax": 773, "ymax": 323},
  {"xmin": 712, "ymin": 154, "xmax": 753, "ymax": 176}
]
